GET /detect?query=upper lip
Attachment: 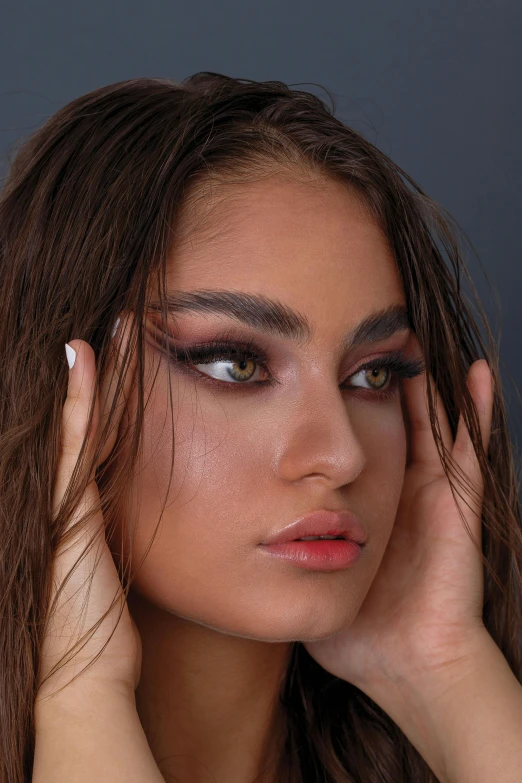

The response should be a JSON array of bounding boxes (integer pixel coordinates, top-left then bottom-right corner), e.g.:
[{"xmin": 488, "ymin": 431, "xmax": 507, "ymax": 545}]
[{"xmin": 261, "ymin": 509, "xmax": 367, "ymax": 546}]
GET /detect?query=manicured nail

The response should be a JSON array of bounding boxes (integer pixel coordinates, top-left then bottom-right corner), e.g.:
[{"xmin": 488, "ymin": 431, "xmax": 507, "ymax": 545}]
[
  {"xmin": 65, "ymin": 343, "xmax": 76, "ymax": 369},
  {"xmin": 111, "ymin": 317, "xmax": 121, "ymax": 338}
]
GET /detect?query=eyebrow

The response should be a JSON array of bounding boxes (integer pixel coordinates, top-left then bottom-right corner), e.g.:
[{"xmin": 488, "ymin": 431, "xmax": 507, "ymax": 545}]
[{"xmin": 150, "ymin": 289, "xmax": 412, "ymax": 351}]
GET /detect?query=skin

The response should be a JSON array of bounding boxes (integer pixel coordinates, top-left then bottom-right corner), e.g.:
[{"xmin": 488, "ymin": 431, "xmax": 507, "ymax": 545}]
[{"xmin": 108, "ymin": 175, "xmax": 415, "ymax": 783}]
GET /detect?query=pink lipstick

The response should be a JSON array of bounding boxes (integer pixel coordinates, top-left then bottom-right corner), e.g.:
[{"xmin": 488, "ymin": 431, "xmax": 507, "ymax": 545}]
[{"xmin": 259, "ymin": 509, "xmax": 366, "ymax": 571}]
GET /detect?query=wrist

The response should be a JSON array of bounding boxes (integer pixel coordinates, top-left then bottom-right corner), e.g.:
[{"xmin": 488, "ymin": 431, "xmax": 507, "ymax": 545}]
[
  {"xmin": 33, "ymin": 676, "xmax": 164, "ymax": 783},
  {"xmin": 35, "ymin": 672, "xmax": 136, "ymax": 716},
  {"xmin": 358, "ymin": 667, "xmax": 452, "ymax": 782},
  {"xmin": 364, "ymin": 630, "xmax": 522, "ymax": 783}
]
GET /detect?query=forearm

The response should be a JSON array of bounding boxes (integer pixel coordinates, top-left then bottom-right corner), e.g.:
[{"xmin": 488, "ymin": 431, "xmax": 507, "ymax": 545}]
[
  {"xmin": 376, "ymin": 633, "xmax": 522, "ymax": 783},
  {"xmin": 33, "ymin": 682, "xmax": 165, "ymax": 782}
]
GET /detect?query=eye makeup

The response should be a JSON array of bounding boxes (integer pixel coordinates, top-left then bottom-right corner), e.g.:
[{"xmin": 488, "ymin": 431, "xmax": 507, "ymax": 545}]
[{"xmin": 152, "ymin": 326, "xmax": 425, "ymax": 401}]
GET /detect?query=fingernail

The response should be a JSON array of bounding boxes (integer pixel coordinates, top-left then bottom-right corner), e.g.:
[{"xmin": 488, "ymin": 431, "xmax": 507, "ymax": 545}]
[
  {"xmin": 111, "ymin": 317, "xmax": 121, "ymax": 338},
  {"xmin": 65, "ymin": 343, "xmax": 76, "ymax": 369}
]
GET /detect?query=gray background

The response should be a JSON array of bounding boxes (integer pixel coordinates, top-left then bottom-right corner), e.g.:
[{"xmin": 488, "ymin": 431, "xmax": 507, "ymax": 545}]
[{"xmin": 1, "ymin": 0, "xmax": 521, "ymax": 451}]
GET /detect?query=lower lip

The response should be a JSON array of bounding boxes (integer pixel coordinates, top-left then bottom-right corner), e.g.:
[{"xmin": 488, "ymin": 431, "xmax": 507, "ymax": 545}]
[{"xmin": 259, "ymin": 539, "xmax": 363, "ymax": 570}]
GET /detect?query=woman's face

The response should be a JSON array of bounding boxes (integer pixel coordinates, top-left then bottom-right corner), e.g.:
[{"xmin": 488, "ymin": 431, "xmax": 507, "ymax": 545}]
[{"xmin": 114, "ymin": 176, "xmax": 413, "ymax": 642}]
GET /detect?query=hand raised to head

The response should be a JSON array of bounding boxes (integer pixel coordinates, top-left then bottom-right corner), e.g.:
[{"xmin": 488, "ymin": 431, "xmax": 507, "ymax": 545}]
[
  {"xmin": 304, "ymin": 332, "xmax": 495, "ymax": 699},
  {"xmin": 36, "ymin": 316, "xmax": 141, "ymax": 706}
]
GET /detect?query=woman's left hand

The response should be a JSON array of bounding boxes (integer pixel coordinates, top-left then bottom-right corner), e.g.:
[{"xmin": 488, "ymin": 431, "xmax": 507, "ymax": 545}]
[{"xmin": 303, "ymin": 333, "xmax": 495, "ymax": 696}]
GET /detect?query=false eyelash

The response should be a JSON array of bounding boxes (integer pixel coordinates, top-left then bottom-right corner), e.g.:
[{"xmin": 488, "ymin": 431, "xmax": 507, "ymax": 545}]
[
  {"xmin": 352, "ymin": 353, "xmax": 426, "ymax": 399},
  {"xmin": 167, "ymin": 337, "xmax": 426, "ymax": 398},
  {"xmin": 355, "ymin": 353, "xmax": 426, "ymax": 381},
  {"xmin": 171, "ymin": 339, "xmax": 270, "ymax": 368}
]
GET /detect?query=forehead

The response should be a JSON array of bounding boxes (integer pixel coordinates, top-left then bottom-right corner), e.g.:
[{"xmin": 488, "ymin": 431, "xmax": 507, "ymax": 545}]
[{"xmin": 165, "ymin": 177, "xmax": 405, "ymax": 330}]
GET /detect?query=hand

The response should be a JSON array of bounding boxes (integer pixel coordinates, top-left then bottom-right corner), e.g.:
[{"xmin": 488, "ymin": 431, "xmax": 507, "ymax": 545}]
[
  {"xmin": 304, "ymin": 333, "xmax": 495, "ymax": 699},
  {"xmin": 36, "ymin": 317, "xmax": 140, "ymax": 706}
]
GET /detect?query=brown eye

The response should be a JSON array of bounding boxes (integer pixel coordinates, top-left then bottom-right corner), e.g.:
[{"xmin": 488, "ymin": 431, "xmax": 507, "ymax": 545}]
[
  {"xmin": 366, "ymin": 367, "xmax": 390, "ymax": 389},
  {"xmin": 350, "ymin": 364, "xmax": 393, "ymax": 392},
  {"xmin": 193, "ymin": 356, "xmax": 262, "ymax": 383}
]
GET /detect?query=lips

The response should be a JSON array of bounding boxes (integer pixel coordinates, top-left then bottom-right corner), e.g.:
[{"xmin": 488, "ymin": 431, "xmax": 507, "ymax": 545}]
[{"xmin": 260, "ymin": 509, "xmax": 367, "ymax": 547}]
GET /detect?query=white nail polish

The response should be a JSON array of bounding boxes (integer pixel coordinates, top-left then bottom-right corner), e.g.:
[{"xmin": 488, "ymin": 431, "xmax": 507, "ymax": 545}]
[
  {"xmin": 65, "ymin": 343, "xmax": 76, "ymax": 369},
  {"xmin": 111, "ymin": 317, "xmax": 121, "ymax": 338}
]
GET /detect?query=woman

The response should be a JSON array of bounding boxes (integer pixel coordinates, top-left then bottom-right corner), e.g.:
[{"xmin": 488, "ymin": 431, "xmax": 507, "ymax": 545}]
[{"xmin": 0, "ymin": 73, "xmax": 520, "ymax": 783}]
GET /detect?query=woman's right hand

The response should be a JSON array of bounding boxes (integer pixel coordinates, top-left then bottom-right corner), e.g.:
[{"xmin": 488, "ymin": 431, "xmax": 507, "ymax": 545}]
[{"xmin": 36, "ymin": 322, "xmax": 140, "ymax": 706}]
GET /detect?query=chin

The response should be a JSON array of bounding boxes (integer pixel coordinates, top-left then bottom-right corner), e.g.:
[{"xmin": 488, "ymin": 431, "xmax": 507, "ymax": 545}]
[{"xmin": 185, "ymin": 602, "xmax": 358, "ymax": 644}]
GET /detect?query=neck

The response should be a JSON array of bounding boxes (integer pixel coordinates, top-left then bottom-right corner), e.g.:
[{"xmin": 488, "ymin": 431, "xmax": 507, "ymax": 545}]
[{"xmin": 127, "ymin": 587, "xmax": 293, "ymax": 783}]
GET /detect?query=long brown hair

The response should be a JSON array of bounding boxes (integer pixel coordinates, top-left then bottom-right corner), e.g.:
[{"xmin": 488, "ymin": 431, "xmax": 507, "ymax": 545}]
[{"xmin": 0, "ymin": 73, "xmax": 520, "ymax": 783}]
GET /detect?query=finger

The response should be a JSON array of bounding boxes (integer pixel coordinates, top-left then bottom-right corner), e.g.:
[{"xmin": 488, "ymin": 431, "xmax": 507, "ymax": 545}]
[
  {"xmin": 400, "ymin": 335, "xmax": 453, "ymax": 474},
  {"xmin": 53, "ymin": 340, "xmax": 99, "ymax": 521},
  {"xmin": 41, "ymin": 341, "xmax": 126, "ymax": 693},
  {"xmin": 451, "ymin": 360, "xmax": 494, "ymax": 520},
  {"xmin": 464, "ymin": 359, "xmax": 494, "ymax": 457},
  {"xmin": 46, "ymin": 340, "xmax": 104, "ymax": 664},
  {"xmin": 98, "ymin": 312, "xmax": 137, "ymax": 466},
  {"xmin": 51, "ymin": 340, "xmax": 106, "ymax": 597}
]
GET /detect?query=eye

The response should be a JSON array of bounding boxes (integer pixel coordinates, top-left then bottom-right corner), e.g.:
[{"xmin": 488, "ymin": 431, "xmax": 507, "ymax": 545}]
[
  {"xmin": 171, "ymin": 340, "xmax": 273, "ymax": 386},
  {"xmin": 349, "ymin": 365, "xmax": 392, "ymax": 392},
  {"xmin": 345, "ymin": 354, "xmax": 425, "ymax": 398},
  {"xmin": 168, "ymin": 336, "xmax": 425, "ymax": 398},
  {"xmin": 192, "ymin": 353, "xmax": 268, "ymax": 384}
]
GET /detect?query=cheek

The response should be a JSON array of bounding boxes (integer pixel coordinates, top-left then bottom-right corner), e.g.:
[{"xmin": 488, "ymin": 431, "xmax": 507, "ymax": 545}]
[
  {"xmin": 113, "ymin": 378, "xmax": 279, "ymax": 634},
  {"xmin": 353, "ymin": 401, "xmax": 408, "ymax": 563},
  {"xmin": 355, "ymin": 398, "xmax": 408, "ymax": 515},
  {"xmin": 135, "ymin": 376, "xmax": 268, "ymax": 520},
  {"xmin": 360, "ymin": 401, "xmax": 407, "ymax": 498}
]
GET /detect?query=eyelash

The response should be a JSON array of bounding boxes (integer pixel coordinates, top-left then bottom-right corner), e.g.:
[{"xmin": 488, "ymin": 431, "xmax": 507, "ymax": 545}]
[{"xmin": 167, "ymin": 337, "xmax": 425, "ymax": 399}]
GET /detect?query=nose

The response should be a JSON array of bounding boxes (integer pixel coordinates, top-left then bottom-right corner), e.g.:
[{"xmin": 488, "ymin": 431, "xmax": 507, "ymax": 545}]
[{"xmin": 275, "ymin": 381, "xmax": 367, "ymax": 489}]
